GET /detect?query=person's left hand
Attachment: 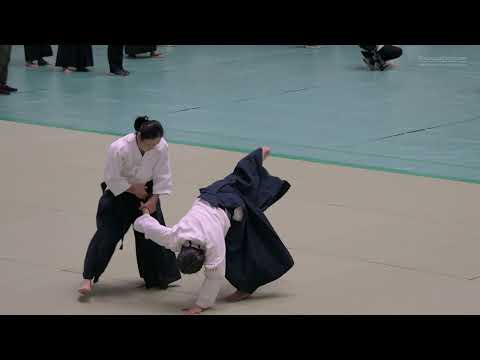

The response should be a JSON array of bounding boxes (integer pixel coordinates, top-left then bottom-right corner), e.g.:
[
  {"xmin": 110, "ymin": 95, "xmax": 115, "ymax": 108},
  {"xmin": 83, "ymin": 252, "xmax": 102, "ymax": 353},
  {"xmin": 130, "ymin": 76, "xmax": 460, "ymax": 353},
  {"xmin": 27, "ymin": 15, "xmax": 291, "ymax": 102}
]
[{"xmin": 182, "ymin": 306, "xmax": 206, "ymax": 315}]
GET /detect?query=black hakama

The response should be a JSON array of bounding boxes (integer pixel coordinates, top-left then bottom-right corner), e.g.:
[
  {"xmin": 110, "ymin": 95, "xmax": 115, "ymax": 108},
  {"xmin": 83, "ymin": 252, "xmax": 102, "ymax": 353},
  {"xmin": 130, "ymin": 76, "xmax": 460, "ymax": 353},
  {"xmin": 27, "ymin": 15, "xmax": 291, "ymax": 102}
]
[
  {"xmin": 24, "ymin": 45, "xmax": 53, "ymax": 62},
  {"xmin": 82, "ymin": 181, "xmax": 181, "ymax": 288},
  {"xmin": 55, "ymin": 45, "xmax": 94, "ymax": 69},
  {"xmin": 199, "ymin": 148, "xmax": 294, "ymax": 294}
]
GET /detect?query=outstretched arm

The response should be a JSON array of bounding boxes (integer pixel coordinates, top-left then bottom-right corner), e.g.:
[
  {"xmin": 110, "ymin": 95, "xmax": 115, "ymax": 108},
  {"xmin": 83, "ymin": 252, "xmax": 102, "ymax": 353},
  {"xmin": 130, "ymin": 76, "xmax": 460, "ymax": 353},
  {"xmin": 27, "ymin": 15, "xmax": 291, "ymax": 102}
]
[{"xmin": 133, "ymin": 209, "xmax": 177, "ymax": 252}]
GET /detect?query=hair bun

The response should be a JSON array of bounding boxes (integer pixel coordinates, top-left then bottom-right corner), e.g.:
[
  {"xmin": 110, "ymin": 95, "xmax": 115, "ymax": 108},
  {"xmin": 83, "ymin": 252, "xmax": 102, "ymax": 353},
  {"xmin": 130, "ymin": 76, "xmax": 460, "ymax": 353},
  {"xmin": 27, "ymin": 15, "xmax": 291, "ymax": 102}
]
[{"xmin": 134, "ymin": 116, "xmax": 149, "ymax": 131}]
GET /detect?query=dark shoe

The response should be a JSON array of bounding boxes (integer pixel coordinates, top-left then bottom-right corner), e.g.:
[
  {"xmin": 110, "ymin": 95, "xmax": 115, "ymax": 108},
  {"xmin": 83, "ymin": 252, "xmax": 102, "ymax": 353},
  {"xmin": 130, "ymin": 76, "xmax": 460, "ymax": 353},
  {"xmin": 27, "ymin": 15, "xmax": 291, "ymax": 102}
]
[
  {"xmin": 362, "ymin": 52, "xmax": 375, "ymax": 71},
  {"xmin": 110, "ymin": 69, "xmax": 129, "ymax": 76},
  {"xmin": 378, "ymin": 62, "xmax": 392, "ymax": 71},
  {"xmin": 38, "ymin": 58, "xmax": 49, "ymax": 66},
  {"xmin": 3, "ymin": 85, "xmax": 17, "ymax": 92},
  {"xmin": 76, "ymin": 67, "xmax": 90, "ymax": 72},
  {"xmin": 370, "ymin": 50, "xmax": 387, "ymax": 71},
  {"xmin": 0, "ymin": 88, "xmax": 10, "ymax": 95},
  {"xmin": 361, "ymin": 50, "xmax": 373, "ymax": 57}
]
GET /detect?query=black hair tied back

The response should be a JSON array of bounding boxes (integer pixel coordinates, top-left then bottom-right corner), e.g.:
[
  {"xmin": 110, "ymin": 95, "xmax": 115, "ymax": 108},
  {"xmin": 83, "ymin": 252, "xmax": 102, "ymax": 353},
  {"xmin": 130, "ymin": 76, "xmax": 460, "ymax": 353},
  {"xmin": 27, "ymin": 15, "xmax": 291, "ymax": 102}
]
[
  {"xmin": 134, "ymin": 115, "xmax": 164, "ymax": 140},
  {"xmin": 134, "ymin": 115, "xmax": 149, "ymax": 131}
]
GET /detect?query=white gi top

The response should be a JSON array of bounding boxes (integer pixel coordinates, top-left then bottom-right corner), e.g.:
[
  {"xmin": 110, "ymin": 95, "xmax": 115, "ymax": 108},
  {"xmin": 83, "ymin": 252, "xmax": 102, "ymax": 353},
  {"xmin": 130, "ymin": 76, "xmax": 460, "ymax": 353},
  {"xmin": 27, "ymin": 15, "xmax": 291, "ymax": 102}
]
[
  {"xmin": 104, "ymin": 133, "xmax": 173, "ymax": 196},
  {"xmin": 133, "ymin": 198, "xmax": 231, "ymax": 309}
]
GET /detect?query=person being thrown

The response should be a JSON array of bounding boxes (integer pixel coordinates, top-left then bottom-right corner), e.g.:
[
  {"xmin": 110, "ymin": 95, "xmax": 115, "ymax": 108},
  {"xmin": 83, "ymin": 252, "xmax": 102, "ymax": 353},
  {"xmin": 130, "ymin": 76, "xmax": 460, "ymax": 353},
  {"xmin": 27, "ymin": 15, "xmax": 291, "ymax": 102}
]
[{"xmin": 133, "ymin": 146, "xmax": 294, "ymax": 314}]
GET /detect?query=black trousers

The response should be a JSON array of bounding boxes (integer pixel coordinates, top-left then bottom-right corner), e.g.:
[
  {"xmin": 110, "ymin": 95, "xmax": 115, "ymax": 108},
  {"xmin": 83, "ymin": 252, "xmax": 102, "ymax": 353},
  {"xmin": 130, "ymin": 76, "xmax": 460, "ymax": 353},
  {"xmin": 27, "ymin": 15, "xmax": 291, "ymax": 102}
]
[
  {"xmin": 82, "ymin": 185, "xmax": 181, "ymax": 288},
  {"xmin": 0, "ymin": 45, "xmax": 12, "ymax": 85},
  {"xmin": 378, "ymin": 45, "xmax": 403, "ymax": 62},
  {"xmin": 107, "ymin": 45, "xmax": 125, "ymax": 72}
]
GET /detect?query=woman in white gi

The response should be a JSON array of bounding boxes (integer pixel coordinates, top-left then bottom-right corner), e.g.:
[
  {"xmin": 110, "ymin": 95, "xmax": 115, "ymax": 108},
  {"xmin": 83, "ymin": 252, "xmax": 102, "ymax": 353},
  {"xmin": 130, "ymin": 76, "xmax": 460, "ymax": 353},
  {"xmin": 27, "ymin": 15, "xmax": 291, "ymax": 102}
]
[
  {"xmin": 133, "ymin": 147, "xmax": 276, "ymax": 314},
  {"xmin": 78, "ymin": 116, "xmax": 181, "ymax": 295}
]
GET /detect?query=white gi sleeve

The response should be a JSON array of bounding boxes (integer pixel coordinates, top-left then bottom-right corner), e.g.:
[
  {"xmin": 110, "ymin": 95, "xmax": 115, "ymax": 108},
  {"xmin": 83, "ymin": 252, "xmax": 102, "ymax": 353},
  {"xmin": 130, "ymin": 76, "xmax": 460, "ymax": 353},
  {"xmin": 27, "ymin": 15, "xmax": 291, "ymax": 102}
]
[
  {"xmin": 133, "ymin": 214, "xmax": 177, "ymax": 252},
  {"xmin": 104, "ymin": 144, "xmax": 130, "ymax": 196},
  {"xmin": 152, "ymin": 141, "xmax": 173, "ymax": 195},
  {"xmin": 195, "ymin": 260, "xmax": 226, "ymax": 309}
]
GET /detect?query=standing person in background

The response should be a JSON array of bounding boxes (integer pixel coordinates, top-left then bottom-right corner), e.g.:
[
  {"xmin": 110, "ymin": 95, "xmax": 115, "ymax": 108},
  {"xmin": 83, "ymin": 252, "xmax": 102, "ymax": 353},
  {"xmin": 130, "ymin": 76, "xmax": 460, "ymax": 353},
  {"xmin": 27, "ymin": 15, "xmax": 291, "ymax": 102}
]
[
  {"xmin": 108, "ymin": 45, "xmax": 129, "ymax": 76},
  {"xmin": 0, "ymin": 45, "xmax": 17, "ymax": 95},
  {"xmin": 55, "ymin": 45, "xmax": 94, "ymax": 73},
  {"xmin": 24, "ymin": 45, "xmax": 53, "ymax": 67}
]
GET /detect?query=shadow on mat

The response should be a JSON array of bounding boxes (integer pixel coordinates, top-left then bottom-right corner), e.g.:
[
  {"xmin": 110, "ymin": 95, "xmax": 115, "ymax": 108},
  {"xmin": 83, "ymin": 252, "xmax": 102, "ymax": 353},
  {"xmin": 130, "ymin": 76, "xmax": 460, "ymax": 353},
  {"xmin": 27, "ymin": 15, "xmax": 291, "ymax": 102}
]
[
  {"xmin": 347, "ymin": 64, "xmax": 371, "ymax": 71},
  {"xmin": 217, "ymin": 291, "xmax": 292, "ymax": 304},
  {"xmin": 77, "ymin": 280, "xmax": 180, "ymax": 302}
]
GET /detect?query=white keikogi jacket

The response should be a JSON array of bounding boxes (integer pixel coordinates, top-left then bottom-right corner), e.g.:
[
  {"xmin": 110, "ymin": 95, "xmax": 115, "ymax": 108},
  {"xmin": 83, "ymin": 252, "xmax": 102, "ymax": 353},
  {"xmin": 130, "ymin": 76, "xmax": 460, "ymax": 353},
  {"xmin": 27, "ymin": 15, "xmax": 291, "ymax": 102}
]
[
  {"xmin": 104, "ymin": 133, "xmax": 173, "ymax": 196},
  {"xmin": 134, "ymin": 198, "xmax": 233, "ymax": 308}
]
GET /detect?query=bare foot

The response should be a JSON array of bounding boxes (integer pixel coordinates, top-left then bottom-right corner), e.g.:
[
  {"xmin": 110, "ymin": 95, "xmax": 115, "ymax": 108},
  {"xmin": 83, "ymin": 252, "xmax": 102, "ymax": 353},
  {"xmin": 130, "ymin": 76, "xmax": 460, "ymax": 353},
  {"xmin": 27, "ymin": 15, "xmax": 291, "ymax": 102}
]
[
  {"xmin": 26, "ymin": 62, "xmax": 39, "ymax": 68},
  {"xmin": 182, "ymin": 306, "xmax": 205, "ymax": 315},
  {"xmin": 151, "ymin": 51, "xmax": 163, "ymax": 58},
  {"xmin": 262, "ymin": 146, "xmax": 271, "ymax": 160},
  {"xmin": 78, "ymin": 279, "xmax": 93, "ymax": 295},
  {"xmin": 63, "ymin": 68, "xmax": 72, "ymax": 74},
  {"xmin": 225, "ymin": 290, "xmax": 251, "ymax": 302}
]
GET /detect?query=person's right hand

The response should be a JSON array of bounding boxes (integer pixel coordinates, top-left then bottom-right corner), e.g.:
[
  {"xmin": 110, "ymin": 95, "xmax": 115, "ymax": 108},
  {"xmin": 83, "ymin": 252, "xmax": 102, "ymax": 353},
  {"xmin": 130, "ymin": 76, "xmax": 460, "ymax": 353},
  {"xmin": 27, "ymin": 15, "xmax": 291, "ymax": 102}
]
[
  {"xmin": 128, "ymin": 183, "xmax": 149, "ymax": 200},
  {"xmin": 140, "ymin": 204, "xmax": 151, "ymax": 215}
]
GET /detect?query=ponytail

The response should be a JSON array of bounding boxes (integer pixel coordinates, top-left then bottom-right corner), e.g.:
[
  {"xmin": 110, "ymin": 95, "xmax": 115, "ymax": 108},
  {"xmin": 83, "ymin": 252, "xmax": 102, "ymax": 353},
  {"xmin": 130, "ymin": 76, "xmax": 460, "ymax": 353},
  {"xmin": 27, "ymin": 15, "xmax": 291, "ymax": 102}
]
[{"xmin": 134, "ymin": 115, "xmax": 164, "ymax": 140}]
